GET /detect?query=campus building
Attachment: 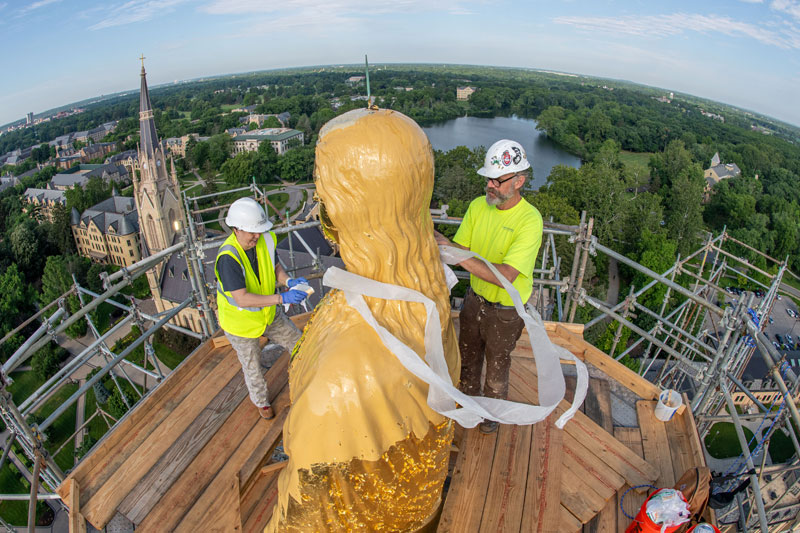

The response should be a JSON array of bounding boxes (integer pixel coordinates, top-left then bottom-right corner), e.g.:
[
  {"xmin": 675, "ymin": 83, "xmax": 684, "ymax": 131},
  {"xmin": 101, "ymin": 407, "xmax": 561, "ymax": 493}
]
[
  {"xmin": 231, "ymin": 128, "xmax": 304, "ymax": 156},
  {"xmin": 71, "ymin": 195, "xmax": 142, "ymax": 267},
  {"xmin": 21, "ymin": 188, "xmax": 66, "ymax": 221}
]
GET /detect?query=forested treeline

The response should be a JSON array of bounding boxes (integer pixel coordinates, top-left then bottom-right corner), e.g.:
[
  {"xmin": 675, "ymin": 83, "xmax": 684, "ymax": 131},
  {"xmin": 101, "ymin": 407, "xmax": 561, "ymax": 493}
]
[{"xmin": 1, "ymin": 65, "xmax": 799, "ymax": 347}]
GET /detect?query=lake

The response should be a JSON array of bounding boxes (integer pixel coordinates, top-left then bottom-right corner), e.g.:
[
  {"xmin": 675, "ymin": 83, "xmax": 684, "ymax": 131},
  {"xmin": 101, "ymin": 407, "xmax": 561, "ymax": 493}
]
[{"xmin": 423, "ymin": 116, "xmax": 582, "ymax": 190}]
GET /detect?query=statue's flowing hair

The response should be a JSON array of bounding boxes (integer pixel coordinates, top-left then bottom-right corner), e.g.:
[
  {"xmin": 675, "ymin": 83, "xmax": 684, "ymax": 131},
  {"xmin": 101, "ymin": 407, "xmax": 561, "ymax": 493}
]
[{"xmin": 315, "ymin": 109, "xmax": 456, "ymax": 362}]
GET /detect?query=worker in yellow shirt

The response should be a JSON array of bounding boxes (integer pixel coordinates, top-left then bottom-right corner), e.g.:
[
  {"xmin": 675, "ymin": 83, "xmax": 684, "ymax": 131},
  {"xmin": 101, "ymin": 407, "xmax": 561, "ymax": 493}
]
[{"xmin": 435, "ymin": 139, "xmax": 543, "ymax": 433}]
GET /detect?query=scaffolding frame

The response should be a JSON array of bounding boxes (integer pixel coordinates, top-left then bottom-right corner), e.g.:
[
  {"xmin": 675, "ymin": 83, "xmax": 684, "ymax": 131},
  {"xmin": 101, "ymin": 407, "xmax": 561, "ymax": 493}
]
[{"xmin": 1, "ymin": 195, "xmax": 799, "ymax": 531}]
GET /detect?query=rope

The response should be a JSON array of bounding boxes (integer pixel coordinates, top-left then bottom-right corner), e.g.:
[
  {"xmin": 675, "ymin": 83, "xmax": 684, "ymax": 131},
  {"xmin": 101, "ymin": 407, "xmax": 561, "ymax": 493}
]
[{"xmin": 619, "ymin": 484, "xmax": 659, "ymax": 520}]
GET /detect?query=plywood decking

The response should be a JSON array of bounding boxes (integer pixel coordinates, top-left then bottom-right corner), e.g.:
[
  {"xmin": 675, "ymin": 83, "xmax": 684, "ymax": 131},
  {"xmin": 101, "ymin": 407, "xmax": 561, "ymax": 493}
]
[
  {"xmin": 58, "ymin": 317, "xmax": 710, "ymax": 532},
  {"xmin": 58, "ymin": 315, "xmax": 309, "ymax": 532}
]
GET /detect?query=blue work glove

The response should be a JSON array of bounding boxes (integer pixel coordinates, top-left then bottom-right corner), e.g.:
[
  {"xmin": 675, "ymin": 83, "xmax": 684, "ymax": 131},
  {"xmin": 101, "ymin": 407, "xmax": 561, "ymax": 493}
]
[
  {"xmin": 281, "ymin": 289, "xmax": 308, "ymax": 305},
  {"xmin": 287, "ymin": 277, "xmax": 308, "ymax": 288}
]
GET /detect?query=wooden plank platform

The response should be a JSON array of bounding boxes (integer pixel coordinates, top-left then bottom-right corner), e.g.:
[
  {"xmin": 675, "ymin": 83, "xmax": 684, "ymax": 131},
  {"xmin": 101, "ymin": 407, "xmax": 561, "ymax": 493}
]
[{"xmin": 57, "ymin": 317, "xmax": 710, "ymax": 532}]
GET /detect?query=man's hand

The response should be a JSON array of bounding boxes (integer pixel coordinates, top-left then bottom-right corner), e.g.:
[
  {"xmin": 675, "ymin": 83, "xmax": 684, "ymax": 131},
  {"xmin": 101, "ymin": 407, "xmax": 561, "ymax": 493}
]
[
  {"xmin": 287, "ymin": 277, "xmax": 308, "ymax": 288},
  {"xmin": 281, "ymin": 290, "xmax": 308, "ymax": 305},
  {"xmin": 434, "ymin": 230, "xmax": 451, "ymax": 246}
]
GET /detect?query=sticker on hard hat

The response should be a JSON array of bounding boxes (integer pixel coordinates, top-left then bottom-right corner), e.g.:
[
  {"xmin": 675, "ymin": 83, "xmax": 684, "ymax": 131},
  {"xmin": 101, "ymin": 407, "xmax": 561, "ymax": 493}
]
[
  {"xmin": 502, "ymin": 150, "xmax": 511, "ymax": 166},
  {"xmin": 512, "ymin": 147, "xmax": 522, "ymax": 164}
]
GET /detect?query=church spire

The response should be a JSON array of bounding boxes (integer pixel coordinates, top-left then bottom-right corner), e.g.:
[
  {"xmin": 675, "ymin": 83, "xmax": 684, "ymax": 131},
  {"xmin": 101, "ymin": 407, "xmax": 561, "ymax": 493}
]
[{"xmin": 139, "ymin": 56, "xmax": 160, "ymax": 163}]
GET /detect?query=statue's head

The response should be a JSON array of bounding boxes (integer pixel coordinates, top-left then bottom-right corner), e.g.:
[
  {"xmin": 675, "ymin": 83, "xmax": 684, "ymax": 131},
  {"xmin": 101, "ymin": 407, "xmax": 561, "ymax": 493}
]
[{"xmin": 315, "ymin": 108, "xmax": 434, "ymax": 245}]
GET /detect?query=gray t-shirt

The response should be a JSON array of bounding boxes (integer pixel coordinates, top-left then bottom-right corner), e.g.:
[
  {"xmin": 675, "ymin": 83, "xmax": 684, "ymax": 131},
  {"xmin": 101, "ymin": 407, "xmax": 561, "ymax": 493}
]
[{"xmin": 217, "ymin": 247, "xmax": 259, "ymax": 293}]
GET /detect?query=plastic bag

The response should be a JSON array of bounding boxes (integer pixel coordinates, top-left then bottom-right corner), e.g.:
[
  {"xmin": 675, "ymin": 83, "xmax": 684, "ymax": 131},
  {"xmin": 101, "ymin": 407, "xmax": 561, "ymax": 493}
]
[{"xmin": 646, "ymin": 489, "xmax": 691, "ymax": 531}]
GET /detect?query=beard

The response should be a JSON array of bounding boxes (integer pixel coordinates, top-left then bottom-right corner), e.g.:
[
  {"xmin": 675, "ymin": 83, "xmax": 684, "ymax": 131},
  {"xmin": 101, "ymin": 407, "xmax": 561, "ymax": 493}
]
[{"xmin": 485, "ymin": 185, "xmax": 514, "ymax": 206}]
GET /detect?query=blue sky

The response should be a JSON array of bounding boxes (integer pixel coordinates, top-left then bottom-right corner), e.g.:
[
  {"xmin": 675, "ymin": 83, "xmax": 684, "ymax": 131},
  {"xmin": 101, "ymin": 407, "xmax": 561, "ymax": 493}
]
[{"xmin": 1, "ymin": 0, "xmax": 799, "ymax": 127}]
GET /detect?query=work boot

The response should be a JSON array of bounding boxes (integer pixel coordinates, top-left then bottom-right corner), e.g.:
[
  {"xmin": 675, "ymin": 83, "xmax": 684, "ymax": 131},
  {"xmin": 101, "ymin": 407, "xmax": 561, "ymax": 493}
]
[
  {"xmin": 260, "ymin": 405, "xmax": 275, "ymax": 420},
  {"xmin": 479, "ymin": 420, "xmax": 499, "ymax": 434}
]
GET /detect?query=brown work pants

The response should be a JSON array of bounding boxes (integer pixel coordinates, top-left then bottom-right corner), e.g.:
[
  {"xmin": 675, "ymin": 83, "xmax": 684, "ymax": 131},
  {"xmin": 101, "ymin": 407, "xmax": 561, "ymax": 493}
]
[{"xmin": 458, "ymin": 290, "xmax": 525, "ymax": 400}]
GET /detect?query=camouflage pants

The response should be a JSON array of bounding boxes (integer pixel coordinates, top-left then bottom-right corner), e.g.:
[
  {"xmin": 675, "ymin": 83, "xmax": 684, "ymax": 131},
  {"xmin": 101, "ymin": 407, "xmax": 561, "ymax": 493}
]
[{"xmin": 225, "ymin": 307, "xmax": 301, "ymax": 408}]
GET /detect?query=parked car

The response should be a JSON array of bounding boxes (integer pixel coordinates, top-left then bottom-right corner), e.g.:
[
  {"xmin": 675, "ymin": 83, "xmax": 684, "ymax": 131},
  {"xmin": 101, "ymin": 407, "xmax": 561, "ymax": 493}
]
[
  {"xmin": 777, "ymin": 295, "xmax": 782, "ymax": 300},
  {"xmin": 787, "ymin": 309, "xmax": 795, "ymax": 317},
  {"xmin": 773, "ymin": 341, "xmax": 781, "ymax": 350},
  {"xmin": 788, "ymin": 334, "xmax": 795, "ymax": 345},
  {"xmin": 769, "ymin": 316, "xmax": 775, "ymax": 324},
  {"xmin": 776, "ymin": 334, "xmax": 784, "ymax": 344}
]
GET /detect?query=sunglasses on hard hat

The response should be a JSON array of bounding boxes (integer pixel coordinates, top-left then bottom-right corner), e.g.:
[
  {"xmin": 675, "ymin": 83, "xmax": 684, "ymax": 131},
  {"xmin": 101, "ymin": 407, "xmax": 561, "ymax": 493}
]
[{"xmin": 487, "ymin": 173, "xmax": 524, "ymax": 187}]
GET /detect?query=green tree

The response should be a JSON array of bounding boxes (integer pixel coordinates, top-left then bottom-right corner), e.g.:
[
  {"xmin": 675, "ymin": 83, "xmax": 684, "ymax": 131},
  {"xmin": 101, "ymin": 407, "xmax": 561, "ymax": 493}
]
[
  {"xmin": 650, "ymin": 140, "xmax": 696, "ymax": 192},
  {"xmin": 49, "ymin": 205, "xmax": 76, "ymax": 255},
  {"xmin": 263, "ymin": 116, "xmax": 282, "ymax": 128},
  {"xmin": 10, "ymin": 222, "xmax": 41, "ymax": 274},
  {"xmin": 278, "ymin": 146, "xmax": 314, "ymax": 182},
  {"xmin": 631, "ymin": 230, "xmax": 678, "ymax": 311},
  {"xmin": 664, "ymin": 171, "xmax": 705, "ymax": 256},
  {"xmin": 31, "ymin": 343, "xmax": 66, "ymax": 380},
  {"xmin": 433, "ymin": 164, "xmax": 484, "ymax": 205},
  {"xmin": 40, "ymin": 256, "xmax": 87, "ymax": 338}
]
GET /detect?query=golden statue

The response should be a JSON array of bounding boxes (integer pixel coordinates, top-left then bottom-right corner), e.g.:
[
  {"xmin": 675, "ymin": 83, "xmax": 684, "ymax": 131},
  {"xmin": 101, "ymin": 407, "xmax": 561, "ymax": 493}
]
[{"xmin": 266, "ymin": 108, "xmax": 460, "ymax": 532}]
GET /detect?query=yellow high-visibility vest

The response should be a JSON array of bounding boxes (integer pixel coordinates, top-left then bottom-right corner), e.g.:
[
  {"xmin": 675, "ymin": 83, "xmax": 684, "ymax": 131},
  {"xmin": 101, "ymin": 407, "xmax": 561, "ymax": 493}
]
[{"xmin": 214, "ymin": 232, "xmax": 277, "ymax": 338}]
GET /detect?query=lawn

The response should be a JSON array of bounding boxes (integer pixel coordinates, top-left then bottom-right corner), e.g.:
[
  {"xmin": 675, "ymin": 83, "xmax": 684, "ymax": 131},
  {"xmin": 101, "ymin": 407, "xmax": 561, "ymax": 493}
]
[
  {"xmin": 768, "ymin": 428, "xmax": 795, "ymax": 463},
  {"xmin": 619, "ymin": 150, "xmax": 653, "ymax": 184},
  {"xmin": 0, "ymin": 463, "xmax": 50, "ymax": 526},
  {"xmin": 7, "ymin": 371, "xmax": 45, "ymax": 405},
  {"xmin": 220, "ymin": 104, "xmax": 240, "ymax": 112},
  {"xmin": 266, "ymin": 193, "xmax": 289, "ymax": 216},
  {"xmin": 704, "ymin": 422, "xmax": 757, "ymax": 459},
  {"xmin": 34, "ymin": 383, "xmax": 79, "ymax": 472}
]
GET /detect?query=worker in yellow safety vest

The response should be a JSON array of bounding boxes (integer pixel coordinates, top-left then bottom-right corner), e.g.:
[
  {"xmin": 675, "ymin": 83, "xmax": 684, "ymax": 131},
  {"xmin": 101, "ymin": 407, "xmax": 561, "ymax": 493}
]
[
  {"xmin": 435, "ymin": 139, "xmax": 543, "ymax": 434},
  {"xmin": 214, "ymin": 197, "xmax": 308, "ymax": 419}
]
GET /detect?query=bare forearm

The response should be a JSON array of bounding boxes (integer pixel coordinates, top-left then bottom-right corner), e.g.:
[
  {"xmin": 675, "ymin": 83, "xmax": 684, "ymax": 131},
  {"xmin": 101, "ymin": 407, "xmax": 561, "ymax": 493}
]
[
  {"xmin": 459, "ymin": 258, "xmax": 518, "ymax": 287},
  {"xmin": 275, "ymin": 264, "xmax": 290, "ymax": 287},
  {"xmin": 232, "ymin": 291, "xmax": 282, "ymax": 308}
]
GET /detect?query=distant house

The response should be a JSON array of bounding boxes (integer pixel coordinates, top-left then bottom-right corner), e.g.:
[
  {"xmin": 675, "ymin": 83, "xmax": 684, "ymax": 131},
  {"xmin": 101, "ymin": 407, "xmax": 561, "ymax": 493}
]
[
  {"xmin": 231, "ymin": 128, "xmax": 304, "ymax": 156},
  {"xmin": 71, "ymin": 194, "xmax": 142, "ymax": 267},
  {"xmin": 703, "ymin": 152, "xmax": 742, "ymax": 201},
  {"xmin": 22, "ymin": 188, "xmax": 66, "ymax": 220},
  {"xmin": 705, "ymin": 152, "xmax": 741, "ymax": 187},
  {"xmin": 0, "ymin": 175, "xmax": 20, "ymax": 193},
  {"xmin": 346, "ymin": 76, "xmax": 365, "ymax": 85},
  {"xmin": 457, "ymin": 86, "xmax": 476, "ymax": 101}
]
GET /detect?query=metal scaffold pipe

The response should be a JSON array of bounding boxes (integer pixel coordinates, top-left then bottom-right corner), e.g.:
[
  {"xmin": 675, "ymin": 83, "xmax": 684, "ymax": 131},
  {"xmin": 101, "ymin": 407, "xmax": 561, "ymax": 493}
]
[
  {"xmin": 581, "ymin": 293, "xmax": 704, "ymax": 374},
  {"xmin": 27, "ymin": 453, "xmax": 41, "ymax": 533},
  {"xmin": 102, "ymin": 241, "xmax": 186, "ymax": 287},
  {"xmin": 3, "ymin": 307, "xmax": 66, "ymax": 374},
  {"xmin": 711, "ymin": 245, "xmax": 773, "ymax": 280},
  {"xmin": 594, "ymin": 241, "xmax": 725, "ymax": 317},
  {"xmin": 75, "ymin": 287, "xmax": 202, "ymax": 339},
  {"xmin": 19, "ymin": 315, "xmax": 135, "ymax": 414},
  {"xmin": 0, "ymin": 292, "xmax": 68, "ymax": 348},
  {"xmin": 720, "ymin": 380, "xmax": 770, "ymax": 532},
  {"xmin": 632, "ymin": 301, "xmax": 717, "ymax": 355},
  {"xmin": 37, "ymin": 298, "xmax": 191, "ymax": 432}
]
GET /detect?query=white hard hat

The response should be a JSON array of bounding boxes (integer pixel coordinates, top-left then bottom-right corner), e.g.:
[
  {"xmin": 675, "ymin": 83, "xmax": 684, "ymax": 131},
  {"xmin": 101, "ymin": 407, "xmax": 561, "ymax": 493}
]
[
  {"xmin": 226, "ymin": 197, "xmax": 273, "ymax": 233},
  {"xmin": 477, "ymin": 139, "xmax": 531, "ymax": 179}
]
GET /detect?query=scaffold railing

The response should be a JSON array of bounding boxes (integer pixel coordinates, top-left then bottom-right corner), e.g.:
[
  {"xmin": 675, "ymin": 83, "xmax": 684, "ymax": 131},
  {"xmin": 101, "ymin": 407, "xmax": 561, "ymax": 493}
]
[{"xmin": 1, "ymin": 187, "xmax": 799, "ymax": 531}]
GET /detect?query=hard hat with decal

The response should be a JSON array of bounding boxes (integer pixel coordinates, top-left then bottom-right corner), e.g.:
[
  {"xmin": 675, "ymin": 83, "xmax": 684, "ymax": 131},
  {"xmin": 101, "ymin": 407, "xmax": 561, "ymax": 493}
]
[
  {"xmin": 225, "ymin": 197, "xmax": 273, "ymax": 233},
  {"xmin": 477, "ymin": 139, "xmax": 531, "ymax": 179}
]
